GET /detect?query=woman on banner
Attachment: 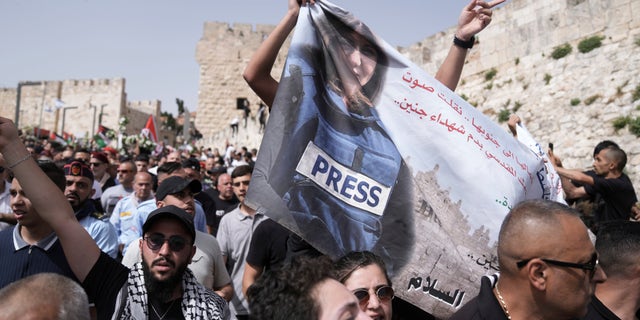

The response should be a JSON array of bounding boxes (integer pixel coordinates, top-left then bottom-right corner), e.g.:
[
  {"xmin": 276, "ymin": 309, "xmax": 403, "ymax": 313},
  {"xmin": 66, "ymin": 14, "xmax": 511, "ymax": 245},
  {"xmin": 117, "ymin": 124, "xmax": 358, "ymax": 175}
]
[{"xmin": 243, "ymin": 0, "xmax": 500, "ymax": 275}]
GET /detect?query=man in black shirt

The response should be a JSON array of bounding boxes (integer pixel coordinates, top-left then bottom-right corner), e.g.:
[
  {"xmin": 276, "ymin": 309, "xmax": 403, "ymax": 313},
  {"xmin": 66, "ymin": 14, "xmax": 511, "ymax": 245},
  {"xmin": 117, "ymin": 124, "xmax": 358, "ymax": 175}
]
[
  {"xmin": 550, "ymin": 145, "xmax": 637, "ymax": 231},
  {"xmin": 451, "ymin": 200, "xmax": 606, "ymax": 320},
  {"xmin": 204, "ymin": 173, "xmax": 239, "ymax": 236}
]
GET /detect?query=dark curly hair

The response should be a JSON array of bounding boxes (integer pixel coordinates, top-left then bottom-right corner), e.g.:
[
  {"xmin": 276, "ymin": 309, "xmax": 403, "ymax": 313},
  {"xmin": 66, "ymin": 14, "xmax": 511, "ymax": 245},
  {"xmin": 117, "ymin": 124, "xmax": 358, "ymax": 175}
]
[{"xmin": 248, "ymin": 255, "xmax": 335, "ymax": 320}]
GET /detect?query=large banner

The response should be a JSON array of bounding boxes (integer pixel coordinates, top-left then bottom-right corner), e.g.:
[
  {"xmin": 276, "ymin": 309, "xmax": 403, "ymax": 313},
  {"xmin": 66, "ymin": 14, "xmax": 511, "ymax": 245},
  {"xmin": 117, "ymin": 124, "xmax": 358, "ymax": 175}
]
[{"xmin": 246, "ymin": 1, "xmax": 562, "ymax": 318}]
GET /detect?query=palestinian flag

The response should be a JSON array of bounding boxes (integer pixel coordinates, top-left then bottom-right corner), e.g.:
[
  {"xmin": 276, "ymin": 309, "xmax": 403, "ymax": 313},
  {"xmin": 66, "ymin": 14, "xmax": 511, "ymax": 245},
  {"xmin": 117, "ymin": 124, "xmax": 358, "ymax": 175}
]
[{"xmin": 94, "ymin": 125, "xmax": 112, "ymax": 148}]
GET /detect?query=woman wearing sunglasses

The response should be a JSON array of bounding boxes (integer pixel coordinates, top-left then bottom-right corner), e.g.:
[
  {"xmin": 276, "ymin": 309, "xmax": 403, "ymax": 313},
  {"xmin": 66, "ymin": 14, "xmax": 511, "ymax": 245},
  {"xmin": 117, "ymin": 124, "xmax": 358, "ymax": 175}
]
[{"xmin": 335, "ymin": 251, "xmax": 394, "ymax": 320}]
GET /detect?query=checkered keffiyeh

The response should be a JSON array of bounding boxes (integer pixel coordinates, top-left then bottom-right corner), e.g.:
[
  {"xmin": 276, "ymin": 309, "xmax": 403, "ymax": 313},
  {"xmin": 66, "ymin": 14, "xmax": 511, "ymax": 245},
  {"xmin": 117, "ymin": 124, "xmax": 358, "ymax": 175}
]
[{"xmin": 114, "ymin": 262, "xmax": 229, "ymax": 319}]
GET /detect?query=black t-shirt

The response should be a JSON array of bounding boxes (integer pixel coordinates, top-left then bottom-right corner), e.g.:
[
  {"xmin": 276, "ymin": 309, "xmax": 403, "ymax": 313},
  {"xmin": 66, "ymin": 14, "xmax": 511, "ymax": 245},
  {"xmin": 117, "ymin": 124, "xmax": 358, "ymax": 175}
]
[
  {"xmin": 245, "ymin": 219, "xmax": 291, "ymax": 272},
  {"xmin": 204, "ymin": 190, "xmax": 239, "ymax": 236},
  {"xmin": 195, "ymin": 191, "xmax": 216, "ymax": 222},
  {"xmin": 82, "ymin": 252, "xmax": 129, "ymax": 320},
  {"xmin": 584, "ymin": 173, "xmax": 637, "ymax": 223},
  {"xmin": 584, "ymin": 296, "xmax": 620, "ymax": 320},
  {"xmin": 148, "ymin": 296, "xmax": 183, "ymax": 320},
  {"xmin": 449, "ymin": 275, "xmax": 508, "ymax": 320}
]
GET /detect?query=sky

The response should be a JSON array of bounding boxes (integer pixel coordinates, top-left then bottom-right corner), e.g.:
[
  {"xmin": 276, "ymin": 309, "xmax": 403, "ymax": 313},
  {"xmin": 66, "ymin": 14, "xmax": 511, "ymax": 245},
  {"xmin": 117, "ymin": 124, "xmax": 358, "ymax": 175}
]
[{"xmin": 1, "ymin": 0, "xmax": 478, "ymax": 115}]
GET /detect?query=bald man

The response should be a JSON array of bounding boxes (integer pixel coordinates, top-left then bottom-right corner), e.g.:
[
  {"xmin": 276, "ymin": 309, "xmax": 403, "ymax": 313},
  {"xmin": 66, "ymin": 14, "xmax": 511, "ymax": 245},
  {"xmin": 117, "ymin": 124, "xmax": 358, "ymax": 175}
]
[
  {"xmin": 0, "ymin": 273, "xmax": 90, "ymax": 320},
  {"xmin": 451, "ymin": 199, "xmax": 607, "ymax": 320}
]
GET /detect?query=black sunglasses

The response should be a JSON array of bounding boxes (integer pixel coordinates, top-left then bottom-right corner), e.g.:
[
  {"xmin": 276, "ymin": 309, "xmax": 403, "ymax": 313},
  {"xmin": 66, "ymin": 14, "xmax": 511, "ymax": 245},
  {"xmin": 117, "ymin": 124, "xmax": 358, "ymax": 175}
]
[
  {"xmin": 516, "ymin": 253, "xmax": 599, "ymax": 279},
  {"xmin": 353, "ymin": 285, "xmax": 394, "ymax": 306},
  {"xmin": 144, "ymin": 234, "xmax": 188, "ymax": 252}
]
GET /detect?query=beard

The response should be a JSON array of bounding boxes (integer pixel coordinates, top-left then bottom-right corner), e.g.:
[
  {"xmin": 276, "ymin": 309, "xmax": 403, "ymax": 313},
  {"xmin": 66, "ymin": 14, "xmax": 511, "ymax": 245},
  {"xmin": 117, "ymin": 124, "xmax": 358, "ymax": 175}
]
[{"xmin": 142, "ymin": 257, "xmax": 189, "ymax": 302}]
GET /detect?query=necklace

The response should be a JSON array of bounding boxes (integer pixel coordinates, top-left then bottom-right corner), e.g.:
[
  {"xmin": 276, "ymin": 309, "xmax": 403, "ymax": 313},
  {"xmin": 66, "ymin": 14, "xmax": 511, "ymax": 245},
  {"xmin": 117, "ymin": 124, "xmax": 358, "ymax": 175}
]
[
  {"xmin": 150, "ymin": 299, "xmax": 177, "ymax": 320},
  {"xmin": 494, "ymin": 282, "xmax": 512, "ymax": 320}
]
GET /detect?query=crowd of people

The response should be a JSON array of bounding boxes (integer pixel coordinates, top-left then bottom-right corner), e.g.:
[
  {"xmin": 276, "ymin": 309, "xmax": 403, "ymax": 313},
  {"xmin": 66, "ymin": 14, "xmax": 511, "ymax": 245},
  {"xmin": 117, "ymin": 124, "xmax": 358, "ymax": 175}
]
[{"xmin": 0, "ymin": 0, "xmax": 638, "ymax": 320}]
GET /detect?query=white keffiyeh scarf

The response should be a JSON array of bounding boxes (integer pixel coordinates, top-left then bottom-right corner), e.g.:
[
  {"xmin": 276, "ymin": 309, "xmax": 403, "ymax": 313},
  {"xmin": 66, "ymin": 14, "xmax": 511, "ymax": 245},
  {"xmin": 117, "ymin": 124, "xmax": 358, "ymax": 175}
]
[{"xmin": 112, "ymin": 262, "xmax": 229, "ymax": 320}]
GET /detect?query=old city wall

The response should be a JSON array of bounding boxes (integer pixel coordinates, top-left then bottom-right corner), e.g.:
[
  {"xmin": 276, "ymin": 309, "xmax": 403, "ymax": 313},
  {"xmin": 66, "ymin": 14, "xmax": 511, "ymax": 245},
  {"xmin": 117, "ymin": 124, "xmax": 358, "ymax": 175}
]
[
  {"xmin": 195, "ymin": 22, "xmax": 288, "ymax": 146},
  {"xmin": 0, "ymin": 79, "xmax": 126, "ymax": 138},
  {"xmin": 195, "ymin": 0, "xmax": 640, "ymax": 187},
  {"xmin": 0, "ymin": 78, "xmax": 166, "ymax": 141}
]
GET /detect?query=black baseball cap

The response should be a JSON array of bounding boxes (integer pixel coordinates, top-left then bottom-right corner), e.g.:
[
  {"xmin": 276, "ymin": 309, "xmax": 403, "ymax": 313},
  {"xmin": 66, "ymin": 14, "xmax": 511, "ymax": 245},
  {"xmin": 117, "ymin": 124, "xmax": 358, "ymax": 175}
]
[
  {"xmin": 142, "ymin": 205, "xmax": 196, "ymax": 241},
  {"xmin": 156, "ymin": 176, "xmax": 202, "ymax": 201},
  {"xmin": 207, "ymin": 166, "xmax": 227, "ymax": 175}
]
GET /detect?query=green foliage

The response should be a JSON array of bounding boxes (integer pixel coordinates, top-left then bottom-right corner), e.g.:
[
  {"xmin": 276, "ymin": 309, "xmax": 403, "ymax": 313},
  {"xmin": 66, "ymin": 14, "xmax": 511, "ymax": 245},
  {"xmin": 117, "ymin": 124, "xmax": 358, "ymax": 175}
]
[
  {"xmin": 485, "ymin": 68, "xmax": 497, "ymax": 81},
  {"xmin": 584, "ymin": 94, "xmax": 600, "ymax": 105},
  {"xmin": 570, "ymin": 98, "xmax": 581, "ymax": 106},
  {"xmin": 498, "ymin": 109, "xmax": 510, "ymax": 123},
  {"xmin": 578, "ymin": 36, "xmax": 604, "ymax": 53},
  {"xmin": 612, "ymin": 116, "xmax": 629, "ymax": 131},
  {"xmin": 460, "ymin": 93, "xmax": 469, "ymax": 101},
  {"xmin": 636, "ymin": 37, "xmax": 640, "ymax": 47},
  {"xmin": 514, "ymin": 101, "xmax": 523, "ymax": 112},
  {"xmin": 515, "ymin": 57, "xmax": 520, "ymax": 65},
  {"xmin": 544, "ymin": 74, "xmax": 552, "ymax": 85},
  {"xmin": 612, "ymin": 116, "xmax": 640, "ymax": 137},
  {"xmin": 629, "ymin": 117, "xmax": 640, "ymax": 136},
  {"xmin": 633, "ymin": 85, "xmax": 640, "ymax": 102},
  {"xmin": 485, "ymin": 83, "xmax": 493, "ymax": 90},
  {"xmin": 161, "ymin": 111, "xmax": 177, "ymax": 130},
  {"xmin": 551, "ymin": 43, "xmax": 572, "ymax": 59}
]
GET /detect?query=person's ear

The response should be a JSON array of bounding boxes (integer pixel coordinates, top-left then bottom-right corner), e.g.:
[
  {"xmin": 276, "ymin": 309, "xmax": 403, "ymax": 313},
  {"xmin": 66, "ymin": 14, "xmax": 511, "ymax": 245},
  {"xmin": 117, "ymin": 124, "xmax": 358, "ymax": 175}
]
[{"xmin": 527, "ymin": 259, "xmax": 548, "ymax": 291}]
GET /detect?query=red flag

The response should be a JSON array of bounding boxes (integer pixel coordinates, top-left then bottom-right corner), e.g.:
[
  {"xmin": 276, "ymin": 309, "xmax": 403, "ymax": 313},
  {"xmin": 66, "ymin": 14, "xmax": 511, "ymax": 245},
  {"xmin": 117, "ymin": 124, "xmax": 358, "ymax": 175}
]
[{"xmin": 143, "ymin": 115, "xmax": 158, "ymax": 143}]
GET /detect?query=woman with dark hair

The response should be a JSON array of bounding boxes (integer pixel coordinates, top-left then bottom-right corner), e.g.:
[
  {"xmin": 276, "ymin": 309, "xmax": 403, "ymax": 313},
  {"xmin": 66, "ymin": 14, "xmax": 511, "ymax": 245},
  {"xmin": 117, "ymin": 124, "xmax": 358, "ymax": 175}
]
[
  {"xmin": 335, "ymin": 251, "xmax": 394, "ymax": 320},
  {"xmin": 248, "ymin": 255, "xmax": 370, "ymax": 320}
]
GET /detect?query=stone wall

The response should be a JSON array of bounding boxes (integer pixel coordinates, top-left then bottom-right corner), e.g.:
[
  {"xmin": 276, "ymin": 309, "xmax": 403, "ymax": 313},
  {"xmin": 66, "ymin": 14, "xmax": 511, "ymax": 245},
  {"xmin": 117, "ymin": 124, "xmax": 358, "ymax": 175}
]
[
  {"xmin": 195, "ymin": 0, "xmax": 640, "ymax": 189},
  {"xmin": 195, "ymin": 22, "xmax": 288, "ymax": 147},
  {"xmin": 0, "ymin": 78, "xmax": 167, "ymax": 143}
]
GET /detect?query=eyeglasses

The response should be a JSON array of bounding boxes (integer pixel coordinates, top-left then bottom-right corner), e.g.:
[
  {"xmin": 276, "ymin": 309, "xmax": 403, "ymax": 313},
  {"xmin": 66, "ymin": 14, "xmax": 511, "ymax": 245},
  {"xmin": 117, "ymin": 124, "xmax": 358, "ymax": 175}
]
[
  {"xmin": 144, "ymin": 234, "xmax": 188, "ymax": 252},
  {"xmin": 89, "ymin": 162, "xmax": 103, "ymax": 167},
  {"xmin": 516, "ymin": 253, "xmax": 599, "ymax": 279},
  {"xmin": 353, "ymin": 285, "xmax": 394, "ymax": 306},
  {"xmin": 232, "ymin": 180, "xmax": 250, "ymax": 187}
]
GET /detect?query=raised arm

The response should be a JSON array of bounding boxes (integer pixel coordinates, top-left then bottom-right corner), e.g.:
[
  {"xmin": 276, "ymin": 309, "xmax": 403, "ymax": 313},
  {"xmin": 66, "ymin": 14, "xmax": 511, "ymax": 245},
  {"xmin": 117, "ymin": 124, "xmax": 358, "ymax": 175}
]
[
  {"xmin": 0, "ymin": 117, "xmax": 100, "ymax": 282},
  {"xmin": 435, "ymin": 0, "xmax": 505, "ymax": 90},
  {"xmin": 548, "ymin": 149, "xmax": 591, "ymax": 199},
  {"xmin": 243, "ymin": 0, "xmax": 315, "ymax": 108},
  {"xmin": 507, "ymin": 114, "xmax": 521, "ymax": 138}
]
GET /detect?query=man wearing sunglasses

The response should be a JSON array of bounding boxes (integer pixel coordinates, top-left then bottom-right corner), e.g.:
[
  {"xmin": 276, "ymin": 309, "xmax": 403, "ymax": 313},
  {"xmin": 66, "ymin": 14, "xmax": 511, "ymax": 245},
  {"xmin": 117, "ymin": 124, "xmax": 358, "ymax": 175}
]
[
  {"xmin": 122, "ymin": 175, "xmax": 234, "ymax": 302},
  {"xmin": 451, "ymin": 199, "xmax": 607, "ymax": 320},
  {"xmin": 0, "ymin": 117, "xmax": 229, "ymax": 319},
  {"xmin": 584, "ymin": 221, "xmax": 640, "ymax": 320}
]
